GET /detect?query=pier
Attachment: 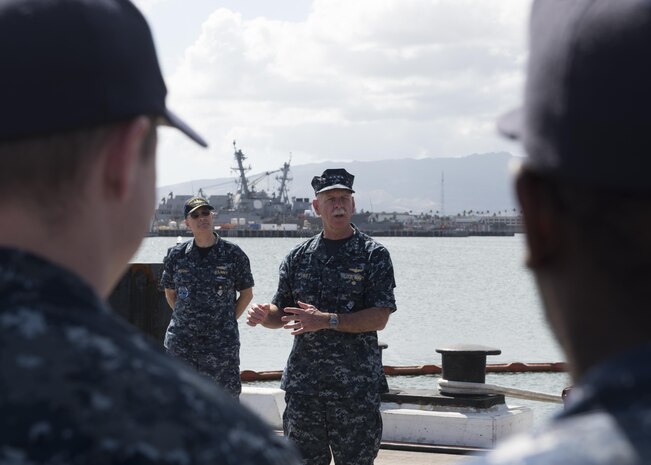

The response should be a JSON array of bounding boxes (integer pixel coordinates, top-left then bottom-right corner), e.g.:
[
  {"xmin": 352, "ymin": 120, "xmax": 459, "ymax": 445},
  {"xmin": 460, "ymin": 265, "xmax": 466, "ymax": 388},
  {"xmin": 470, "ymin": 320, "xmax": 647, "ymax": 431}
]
[{"xmin": 148, "ymin": 228, "xmax": 516, "ymax": 238}]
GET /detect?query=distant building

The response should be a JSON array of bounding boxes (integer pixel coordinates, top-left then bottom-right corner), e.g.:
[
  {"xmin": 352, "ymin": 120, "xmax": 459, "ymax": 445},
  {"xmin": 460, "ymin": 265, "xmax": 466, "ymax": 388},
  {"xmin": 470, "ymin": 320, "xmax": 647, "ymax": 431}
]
[{"xmin": 484, "ymin": 215, "xmax": 523, "ymax": 230}]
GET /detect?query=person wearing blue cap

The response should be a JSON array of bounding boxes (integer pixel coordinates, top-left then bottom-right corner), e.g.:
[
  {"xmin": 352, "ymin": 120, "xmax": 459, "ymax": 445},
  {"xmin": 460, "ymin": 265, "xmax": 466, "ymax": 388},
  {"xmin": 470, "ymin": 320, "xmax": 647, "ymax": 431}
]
[
  {"xmin": 161, "ymin": 196, "xmax": 254, "ymax": 398},
  {"xmin": 471, "ymin": 0, "xmax": 651, "ymax": 464},
  {"xmin": 247, "ymin": 169, "xmax": 397, "ymax": 465},
  {"xmin": 0, "ymin": 1, "xmax": 299, "ymax": 464}
]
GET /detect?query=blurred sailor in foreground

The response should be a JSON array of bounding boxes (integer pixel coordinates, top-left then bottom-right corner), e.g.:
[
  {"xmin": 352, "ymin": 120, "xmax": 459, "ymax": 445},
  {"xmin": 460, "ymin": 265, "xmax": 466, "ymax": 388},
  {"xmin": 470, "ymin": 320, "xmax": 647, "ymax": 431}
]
[
  {"xmin": 472, "ymin": 0, "xmax": 651, "ymax": 463},
  {"xmin": 0, "ymin": 1, "xmax": 300, "ymax": 463}
]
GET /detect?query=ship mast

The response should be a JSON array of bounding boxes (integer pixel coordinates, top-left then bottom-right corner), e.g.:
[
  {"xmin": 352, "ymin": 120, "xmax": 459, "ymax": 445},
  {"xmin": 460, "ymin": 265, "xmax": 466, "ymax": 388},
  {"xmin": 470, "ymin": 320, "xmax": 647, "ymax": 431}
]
[
  {"xmin": 276, "ymin": 154, "xmax": 292, "ymax": 205},
  {"xmin": 232, "ymin": 140, "xmax": 251, "ymax": 198}
]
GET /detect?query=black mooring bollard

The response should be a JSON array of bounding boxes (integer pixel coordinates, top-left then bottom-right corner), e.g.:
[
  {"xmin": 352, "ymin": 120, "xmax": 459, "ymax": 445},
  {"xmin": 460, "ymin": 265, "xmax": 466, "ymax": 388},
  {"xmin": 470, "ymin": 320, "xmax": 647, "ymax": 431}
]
[
  {"xmin": 381, "ymin": 343, "xmax": 505, "ymax": 409},
  {"xmin": 436, "ymin": 344, "xmax": 501, "ymax": 396}
]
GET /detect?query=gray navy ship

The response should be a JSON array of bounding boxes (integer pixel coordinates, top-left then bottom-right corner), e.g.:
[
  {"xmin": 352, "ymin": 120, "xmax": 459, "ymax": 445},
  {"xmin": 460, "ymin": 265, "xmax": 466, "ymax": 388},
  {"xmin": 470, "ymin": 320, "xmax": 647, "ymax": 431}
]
[{"xmin": 151, "ymin": 141, "xmax": 313, "ymax": 236}]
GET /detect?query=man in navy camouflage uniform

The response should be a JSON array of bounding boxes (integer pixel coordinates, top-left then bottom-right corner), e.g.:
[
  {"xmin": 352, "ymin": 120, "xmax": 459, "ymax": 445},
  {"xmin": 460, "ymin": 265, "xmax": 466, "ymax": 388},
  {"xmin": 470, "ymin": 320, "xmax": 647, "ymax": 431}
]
[
  {"xmin": 161, "ymin": 196, "xmax": 254, "ymax": 397},
  {"xmin": 471, "ymin": 1, "xmax": 651, "ymax": 464},
  {"xmin": 0, "ymin": 1, "xmax": 300, "ymax": 464},
  {"xmin": 248, "ymin": 169, "xmax": 397, "ymax": 465}
]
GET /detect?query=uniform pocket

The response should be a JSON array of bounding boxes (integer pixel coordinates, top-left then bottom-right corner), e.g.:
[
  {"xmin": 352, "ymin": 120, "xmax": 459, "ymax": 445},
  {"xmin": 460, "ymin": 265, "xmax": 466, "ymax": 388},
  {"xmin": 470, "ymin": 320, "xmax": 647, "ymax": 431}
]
[{"xmin": 336, "ymin": 266, "xmax": 366, "ymax": 312}]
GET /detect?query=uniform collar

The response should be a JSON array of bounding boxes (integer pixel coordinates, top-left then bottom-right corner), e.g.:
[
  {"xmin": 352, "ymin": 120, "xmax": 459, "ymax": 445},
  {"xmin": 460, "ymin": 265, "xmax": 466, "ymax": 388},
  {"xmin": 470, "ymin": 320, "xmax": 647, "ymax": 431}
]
[
  {"xmin": 184, "ymin": 232, "xmax": 220, "ymax": 255},
  {"xmin": 306, "ymin": 224, "xmax": 362, "ymax": 261}
]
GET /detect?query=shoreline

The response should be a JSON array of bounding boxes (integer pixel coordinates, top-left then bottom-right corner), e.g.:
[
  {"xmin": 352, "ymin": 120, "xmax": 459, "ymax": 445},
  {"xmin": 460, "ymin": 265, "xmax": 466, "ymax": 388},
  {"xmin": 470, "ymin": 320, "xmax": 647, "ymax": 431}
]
[{"xmin": 148, "ymin": 229, "xmax": 518, "ymax": 238}]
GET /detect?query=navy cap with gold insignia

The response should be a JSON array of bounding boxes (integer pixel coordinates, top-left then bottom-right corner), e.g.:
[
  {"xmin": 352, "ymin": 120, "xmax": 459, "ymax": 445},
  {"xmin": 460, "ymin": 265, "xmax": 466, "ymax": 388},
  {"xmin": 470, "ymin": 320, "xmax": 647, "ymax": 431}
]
[
  {"xmin": 184, "ymin": 196, "xmax": 214, "ymax": 217},
  {"xmin": 311, "ymin": 169, "xmax": 355, "ymax": 195}
]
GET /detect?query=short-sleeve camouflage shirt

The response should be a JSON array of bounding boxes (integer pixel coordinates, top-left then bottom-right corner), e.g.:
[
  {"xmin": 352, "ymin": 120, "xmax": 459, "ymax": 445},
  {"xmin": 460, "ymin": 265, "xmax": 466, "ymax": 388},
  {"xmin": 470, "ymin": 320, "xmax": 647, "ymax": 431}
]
[
  {"xmin": 161, "ymin": 234, "xmax": 254, "ymax": 355},
  {"xmin": 0, "ymin": 247, "xmax": 299, "ymax": 464},
  {"xmin": 272, "ymin": 225, "xmax": 397, "ymax": 398}
]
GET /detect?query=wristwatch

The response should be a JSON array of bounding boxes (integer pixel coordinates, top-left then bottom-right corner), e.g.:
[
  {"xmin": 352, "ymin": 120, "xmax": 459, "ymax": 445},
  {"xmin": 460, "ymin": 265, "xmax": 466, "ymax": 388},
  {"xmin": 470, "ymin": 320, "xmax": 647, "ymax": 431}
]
[{"xmin": 329, "ymin": 313, "xmax": 339, "ymax": 330}]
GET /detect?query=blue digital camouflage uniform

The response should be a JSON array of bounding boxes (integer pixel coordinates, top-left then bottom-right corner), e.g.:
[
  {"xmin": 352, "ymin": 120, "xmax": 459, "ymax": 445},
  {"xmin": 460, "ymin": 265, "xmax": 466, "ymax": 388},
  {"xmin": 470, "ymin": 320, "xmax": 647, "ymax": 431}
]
[
  {"xmin": 0, "ymin": 247, "xmax": 300, "ymax": 465},
  {"xmin": 161, "ymin": 233, "xmax": 254, "ymax": 397},
  {"xmin": 273, "ymin": 225, "xmax": 397, "ymax": 465},
  {"xmin": 469, "ymin": 344, "xmax": 651, "ymax": 465}
]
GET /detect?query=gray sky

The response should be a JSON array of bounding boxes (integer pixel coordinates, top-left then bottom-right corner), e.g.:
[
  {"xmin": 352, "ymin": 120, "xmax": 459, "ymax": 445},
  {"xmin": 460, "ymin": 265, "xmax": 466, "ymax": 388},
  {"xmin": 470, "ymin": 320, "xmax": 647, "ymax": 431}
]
[{"xmin": 133, "ymin": 0, "xmax": 530, "ymax": 187}]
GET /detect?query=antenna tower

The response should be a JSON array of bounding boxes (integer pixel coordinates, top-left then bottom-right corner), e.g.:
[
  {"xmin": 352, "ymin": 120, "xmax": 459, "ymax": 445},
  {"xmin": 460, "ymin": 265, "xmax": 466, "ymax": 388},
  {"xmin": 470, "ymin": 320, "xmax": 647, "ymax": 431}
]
[
  {"xmin": 440, "ymin": 171, "xmax": 445, "ymax": 217},
  {"xmin": 232, "ymin": 140, "xmax": 251, "ymax": 198},
  {"xmin": 275, "ymin": 154, "xmax": 292, "ymax": 205}
]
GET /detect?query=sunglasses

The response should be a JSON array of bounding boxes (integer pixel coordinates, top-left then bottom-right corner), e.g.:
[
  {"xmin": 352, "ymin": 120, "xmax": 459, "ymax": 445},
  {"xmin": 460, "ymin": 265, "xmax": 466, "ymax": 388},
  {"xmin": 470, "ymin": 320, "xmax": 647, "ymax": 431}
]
[{"xmin": 189, "ymin": 209, "xmax": 212, "ymax": 219}]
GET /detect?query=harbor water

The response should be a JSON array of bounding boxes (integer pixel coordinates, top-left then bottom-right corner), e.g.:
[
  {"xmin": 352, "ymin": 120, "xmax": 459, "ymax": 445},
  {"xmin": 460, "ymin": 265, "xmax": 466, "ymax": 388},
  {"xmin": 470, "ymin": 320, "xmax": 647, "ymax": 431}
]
[{"xmin": 130, "ymin": 234, "xmax": 570, "ymax": 424}]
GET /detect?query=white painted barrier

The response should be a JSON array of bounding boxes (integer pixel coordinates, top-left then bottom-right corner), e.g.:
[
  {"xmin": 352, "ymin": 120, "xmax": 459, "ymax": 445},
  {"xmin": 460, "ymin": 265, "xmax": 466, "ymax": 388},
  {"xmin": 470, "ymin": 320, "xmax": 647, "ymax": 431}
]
[
  {"xmin": 240, "ymin": 387, "xmax": 533, "ymax": 448},
  {"xmin": 381, "ymin": 404, "xmax": 532, "ymax": 448},
  {"xmin": 240, "ymin": 387, "xmax": 286, "ymax": 430}
]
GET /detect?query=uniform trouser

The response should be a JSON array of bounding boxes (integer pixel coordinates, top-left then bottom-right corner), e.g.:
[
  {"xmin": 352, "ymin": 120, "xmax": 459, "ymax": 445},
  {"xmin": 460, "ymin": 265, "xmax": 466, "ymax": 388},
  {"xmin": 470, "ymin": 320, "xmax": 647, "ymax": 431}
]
[
  {"xmin": 165, "ymin": 342, "xmax": 241, "ymax": 398},
  {"xmin": 193, "ymin": 355, "xmax": 241, "ymax": 398},
  {"xmin": 283, "ymin": 391, "xmax": 382, "ymax": 465}
]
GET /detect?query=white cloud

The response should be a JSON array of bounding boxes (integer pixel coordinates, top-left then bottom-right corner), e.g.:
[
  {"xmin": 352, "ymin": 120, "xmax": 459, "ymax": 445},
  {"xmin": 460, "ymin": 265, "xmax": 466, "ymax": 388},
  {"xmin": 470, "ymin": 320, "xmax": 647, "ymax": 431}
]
[{"xmin": 154, "ymin": 0, "xmax": 531, "ymax": 186}]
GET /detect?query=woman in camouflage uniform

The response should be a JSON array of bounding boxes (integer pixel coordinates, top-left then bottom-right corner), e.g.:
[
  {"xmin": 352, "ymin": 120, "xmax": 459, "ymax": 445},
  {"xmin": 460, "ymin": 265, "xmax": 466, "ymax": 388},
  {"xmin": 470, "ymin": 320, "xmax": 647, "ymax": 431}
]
[{"xmin": 162, "ymin": 196, "xmax": 254, "ymax": 398}]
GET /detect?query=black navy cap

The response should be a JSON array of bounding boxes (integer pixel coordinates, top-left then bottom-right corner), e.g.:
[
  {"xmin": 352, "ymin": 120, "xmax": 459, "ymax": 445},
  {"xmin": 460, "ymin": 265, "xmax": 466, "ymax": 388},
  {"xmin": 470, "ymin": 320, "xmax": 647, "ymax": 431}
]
[
  {"xmin": 0, "ymin": 0, "xmax": 207, "ymax": 147},
  {"xmin": 311, "ymin": 169, "xmax": 355, "ymax": 195},
  {"xmin": 498, "ymin": 0, "xmax": 651, "ymax": 191},
  {"xmin": 184, "ymin": 197, "xmax": 214, "ymax": 217}
]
